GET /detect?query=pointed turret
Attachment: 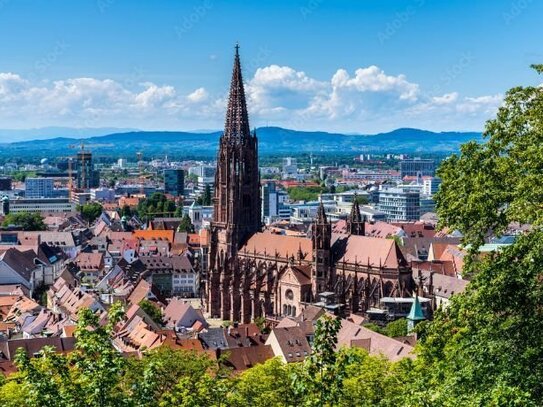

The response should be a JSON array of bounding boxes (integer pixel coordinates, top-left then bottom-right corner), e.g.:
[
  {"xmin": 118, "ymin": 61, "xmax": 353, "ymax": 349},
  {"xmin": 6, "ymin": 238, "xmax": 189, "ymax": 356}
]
[
  {"xmin": 407, "ymin": 295, "xmax": 426, "ymax": 332},
  {"xmin": 224, "ymin": 43, "xmax": 251, "ymax": 140},
  {"xmin": 347, "ymin": 194, "xmax": 365, "ymax": 235},
  {"xmin": 316, "ymin": 200, "xmax": 328, "ymax": 224}
]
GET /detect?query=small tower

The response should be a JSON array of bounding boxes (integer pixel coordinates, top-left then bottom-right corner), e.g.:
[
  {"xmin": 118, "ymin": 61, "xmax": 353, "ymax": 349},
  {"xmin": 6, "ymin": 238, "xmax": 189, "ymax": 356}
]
[
  {"xmin": 1, "ymin": 196, "xmax": 9, "ymax": 216},
  {"xmin": 407, "ymin": 295, "xmax": 426, "ymax": 333},
  {"xmin": 312, "ymin": 201, "xmax": 332, "ymax": 296},
  {"xmin": 347, "ymin": 194, "xmax": 365, "ymax": 236}
]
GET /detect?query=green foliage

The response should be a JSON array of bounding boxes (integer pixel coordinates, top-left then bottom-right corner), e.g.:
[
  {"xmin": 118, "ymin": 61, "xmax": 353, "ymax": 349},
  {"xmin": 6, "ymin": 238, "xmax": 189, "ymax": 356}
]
[
  {"xmin": 2, "ymin": 212, "xmax": 46, "ymax": 230},
  {"xmin": 413, "ymin": 231, "xmax": 543, "ymax": 406},
  {"xmin": 77, "ymin": 202, "xmax": 103, "ymax": 224},
  {"xmin": 436, "ymin": 64, "xmax": 543, "ymax": 250},
  {"xmin": 253, "ymin": 316, "xmax": 269, "ymax": 334},
  {"xmin": 294, "ymin": 315, "xmax": 345, "ymax": 406},
  {"xmin": 363, "ymin": 322, "xmax": 385, "ymax": 335},
  {"xmin": 287, "ymin": 186, "xmax": 325, "ymax": 202},
  {"xmin": 11, "ymin": 171, "xmax": 36, "ymax": 182},
  {"xmin": 354, "ymin": 194, "xmax": 369, "ymax": 205},
  {"xmin": 177, "ymin": 214, "xmax": 194, "ymax": 233},
  {"xmin": 364, "ymin": 319, "xmax": 407, "ymax": 339},
  {"xmin": 120, "ymin": 204, "xmax": 133, "ymax": 218},
  {"xmin": 202, "ymin": 184, "xmax": 212, "ymax": 206},
  {"xmin": 383, "ymin": 318, "xmax": 407, "ymax": 338},
  {"xmin": 0, "ymin": 378, "xmax": 28, "ymax": 407},
  {"xmin": 137, "ymin": 192, "xmax": 179, "ymax": 220},
  {"xmin": 139, "ymin": 299, "xmax": 163, "ymax": 326},
  {"xmin": 228, "ymin": 357, "xmax": 298, "ymax": 407},
  {"xmin": 12, "ymin": 302, "xmax": 127, "ymax": 407}
]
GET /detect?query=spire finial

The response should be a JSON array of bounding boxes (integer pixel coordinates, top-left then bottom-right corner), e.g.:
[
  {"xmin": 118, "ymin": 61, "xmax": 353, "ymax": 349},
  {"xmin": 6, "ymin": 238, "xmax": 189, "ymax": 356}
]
[{"xmin": 224, "ymin": 42, "xmax": 250, "ymax": 139}]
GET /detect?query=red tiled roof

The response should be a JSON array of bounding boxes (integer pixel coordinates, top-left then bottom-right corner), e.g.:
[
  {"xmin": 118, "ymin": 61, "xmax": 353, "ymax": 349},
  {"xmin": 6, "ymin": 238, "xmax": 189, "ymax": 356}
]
[{"xmin": 241, "ymin": 231, "xmax": 313, "ymax": 261}]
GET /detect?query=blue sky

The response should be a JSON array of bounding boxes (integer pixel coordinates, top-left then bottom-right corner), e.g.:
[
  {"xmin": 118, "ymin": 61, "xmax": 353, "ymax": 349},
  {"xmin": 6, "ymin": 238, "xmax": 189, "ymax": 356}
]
[{"xmin": 0, "ymin": 0, "xmax": 541, "ymax": 133}]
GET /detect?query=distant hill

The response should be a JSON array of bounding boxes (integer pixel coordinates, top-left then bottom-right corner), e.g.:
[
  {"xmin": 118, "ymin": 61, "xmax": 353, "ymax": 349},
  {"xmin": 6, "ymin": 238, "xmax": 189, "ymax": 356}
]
[{"xmin": 0, "ymin": 127, "xmax": 483, "ymax": 158}]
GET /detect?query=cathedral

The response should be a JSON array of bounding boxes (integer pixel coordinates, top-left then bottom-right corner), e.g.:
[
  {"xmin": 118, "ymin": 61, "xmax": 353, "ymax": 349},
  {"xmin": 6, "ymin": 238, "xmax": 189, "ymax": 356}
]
[{"xmin": 206, "ymin": 46, "xmax": 413, "ymax": 323}]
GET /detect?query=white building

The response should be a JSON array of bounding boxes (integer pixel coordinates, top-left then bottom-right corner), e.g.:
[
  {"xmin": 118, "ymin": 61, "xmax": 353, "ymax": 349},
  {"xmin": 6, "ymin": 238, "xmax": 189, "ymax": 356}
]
[
  {"xmin": 378, "ymin": 187, "xmax": 420, "ymax": 222},
  {"xmin": 8, "ymin": 198, "xmax": 74, "ymax": 214},
  {"xmin": 90, "ymin": 187, "xmax": 116, "ymax": 202}
]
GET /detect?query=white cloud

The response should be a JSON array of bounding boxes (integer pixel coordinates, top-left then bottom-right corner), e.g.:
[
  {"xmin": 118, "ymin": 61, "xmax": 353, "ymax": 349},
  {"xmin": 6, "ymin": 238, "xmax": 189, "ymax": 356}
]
[
  {"xmin": 0, "ymin": 65, "xmax": 503, "ymax": 133},
  {"xmin": 187, "ymin": 87, "xmax": 208, "ymax": 103}
]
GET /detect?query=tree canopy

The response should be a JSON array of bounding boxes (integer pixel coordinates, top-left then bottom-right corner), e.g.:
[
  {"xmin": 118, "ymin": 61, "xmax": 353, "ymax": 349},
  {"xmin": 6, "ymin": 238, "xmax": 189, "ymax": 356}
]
[
  {"xmin": 77, "ymin": 202, "xmax": 103, "ymax": 224},
  {"xmin": 2, "ymin": 212, "xmax": 46, "ymax": 230},
  {"xmin": 436, "ymin": 65, "xmax": 543, "ymax": 249}
]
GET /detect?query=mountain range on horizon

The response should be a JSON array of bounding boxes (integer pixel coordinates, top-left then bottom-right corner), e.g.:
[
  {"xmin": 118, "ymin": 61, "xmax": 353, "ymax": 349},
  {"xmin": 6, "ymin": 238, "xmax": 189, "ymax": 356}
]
[{"xmin": 0, "ymin": 126, "xmax": 483, "ymax": 158}]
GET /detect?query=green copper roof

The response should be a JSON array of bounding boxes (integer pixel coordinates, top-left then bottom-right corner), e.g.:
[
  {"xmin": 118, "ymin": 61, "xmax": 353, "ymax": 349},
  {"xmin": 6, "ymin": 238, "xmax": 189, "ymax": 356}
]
[{"xmin": 407, "ymin": 296, "xmax": 425, "ymax": 321}]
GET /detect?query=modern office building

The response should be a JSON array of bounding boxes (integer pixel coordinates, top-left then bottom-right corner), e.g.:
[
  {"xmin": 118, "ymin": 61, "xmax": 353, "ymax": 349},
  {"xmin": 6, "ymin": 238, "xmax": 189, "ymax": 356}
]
[
  {"xmin": 400, "ymin": 158, "xmax": 435, "ymax": 178},
  {"xmin": 378, "ymin": 187, "xmax": 420, "ymax": 221},
  {"xmin": 282, "ymin": 157, "xmax": 298, "ymax": 179},
  {"xmin": 25, "ymin": 177, "xmax": 54, "ymax": 199},
  {"xmin": 163, "ymin": 169, "xmax": 185, "ymax": 197},
  {"xmin": 261, "ymin": 181, "xmax": 291, "ymax": 224},
  {"xmin": 0, "ymin": 177, "xmax": 12, "ymax": 191},
  {"xmin": 8, "ymin": 198, "xmax": 74, "ymax": 214}
]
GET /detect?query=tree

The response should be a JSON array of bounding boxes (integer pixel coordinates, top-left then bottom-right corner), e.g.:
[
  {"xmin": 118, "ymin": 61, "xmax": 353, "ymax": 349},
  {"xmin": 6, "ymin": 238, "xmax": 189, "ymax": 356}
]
[
  {"xmin": 120, "ymin": 204, "xmax": 133, "ymax": 218},
  {"xmin": 139, "ymin": 299, "xmax": 163, "ymax": 326},
  {"xmin": 177, "ymin": 214, "xmax": 194, "ymax": 233},
  {"xmin": 436, "ymin": 64, "xmax": 543, "ymax": 250},
  {"xmin": 411, "ymin": 231, "xmax": 543, "ymax": 406},
  {"xmin": 202, "ymin": 184, "xmax": 212, "ymax": 206},
  {"xmin": 77, "ymin": 202, "xmax": 103, "ymax": 224},
  {"xmin": 287, "ymin": 186, "xmax": 325, "ymax": 202},
  {"xmin": 12, "ymin": 302, "xmax": 127, "ymax": 407},
  {"xmin": 2, "ymin": 212, "xmax": 46, "ymax": 231},
  {"xmin": 418, "ymin": 65, "xmax": 543, "ymax": 406},
  {"xmin": 383, "ymin": 318, "xmax": 407, "ymax": 338},
  {"xmin": 294, "ymin": 315, "xmax": 345, "ymax": 407},
  {"xmin": 174, "ymin": 203, "xmax": 184, "ymax": 218},
  {"xmin": 228, "ymin": 357, "xmax": 297, "ymax": 407},
  {"xmin": 137, "ymin": 192, "xmax": 178, "ymax": 220}
]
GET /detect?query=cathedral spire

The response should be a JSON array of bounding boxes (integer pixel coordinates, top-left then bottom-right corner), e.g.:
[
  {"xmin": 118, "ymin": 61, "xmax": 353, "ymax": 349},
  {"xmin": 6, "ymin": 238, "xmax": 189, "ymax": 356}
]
[{"xmin": 224, "ymin": 43, "xmax": 251, "ymax": 139}]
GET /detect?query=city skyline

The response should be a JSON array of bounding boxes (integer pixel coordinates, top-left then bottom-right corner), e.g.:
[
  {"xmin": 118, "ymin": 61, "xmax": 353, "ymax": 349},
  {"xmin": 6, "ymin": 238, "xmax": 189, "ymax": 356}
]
[{"xmin": 0, "ymin": 1, "xmax": 541, "ymax": 133}]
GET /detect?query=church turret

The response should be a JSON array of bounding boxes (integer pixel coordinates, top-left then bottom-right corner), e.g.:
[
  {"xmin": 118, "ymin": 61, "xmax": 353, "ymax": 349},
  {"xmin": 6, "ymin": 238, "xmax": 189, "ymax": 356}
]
[
  {"xmin": 312, "ymin": 201, "xmax": 332, "ymax": 296},
  {"xmin": 347, "ymin": 194, "xmax": 365, "ymax": 236}
]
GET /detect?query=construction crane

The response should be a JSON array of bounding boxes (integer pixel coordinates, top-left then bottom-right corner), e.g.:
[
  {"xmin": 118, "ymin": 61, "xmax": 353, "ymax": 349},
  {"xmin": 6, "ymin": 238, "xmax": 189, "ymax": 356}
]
[
  {"xmin": 136, "ymin": 152, "xmax": 144, "ymax": 196},
  {"xmin": 57, "ymin": 156, "xmax": 75, "ymax": 201}
]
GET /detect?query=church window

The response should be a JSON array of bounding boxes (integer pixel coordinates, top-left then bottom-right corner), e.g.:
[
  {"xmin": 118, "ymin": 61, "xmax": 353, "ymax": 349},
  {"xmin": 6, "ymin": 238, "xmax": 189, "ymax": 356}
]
[{"xmin": 285, "ymin": 289, "xmax": 294, "ymax": 300}]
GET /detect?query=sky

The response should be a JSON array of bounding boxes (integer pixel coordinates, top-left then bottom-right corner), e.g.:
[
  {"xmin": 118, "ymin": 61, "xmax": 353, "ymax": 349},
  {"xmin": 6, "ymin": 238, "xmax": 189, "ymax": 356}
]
[{"xmin": 0, "ymin": 0, "xmax": 542, "ymax": 134}]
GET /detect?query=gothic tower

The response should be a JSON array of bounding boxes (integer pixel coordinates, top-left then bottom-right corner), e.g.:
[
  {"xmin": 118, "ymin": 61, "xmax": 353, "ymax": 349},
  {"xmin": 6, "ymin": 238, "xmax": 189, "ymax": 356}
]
[
  {"xmin": 312, "ymin": 201, "xmax": 332, "ymax": 296},
  {"xmin": 347, "ymin": 195, "xmax": 365, "ymax": 236},
  {"xmin": 207, "ymin": 45, "xmax": 261, "ymax": 320}
]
